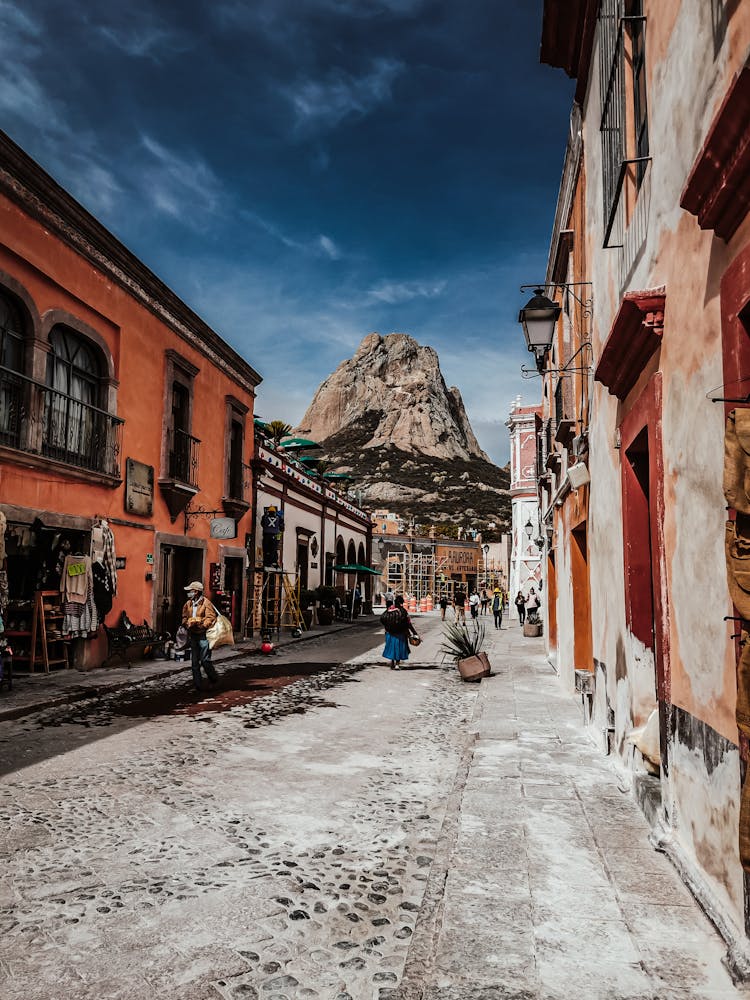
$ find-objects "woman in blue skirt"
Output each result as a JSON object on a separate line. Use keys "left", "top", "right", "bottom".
{"left": 383, "top": 595, "right": 419, "bottom": 669}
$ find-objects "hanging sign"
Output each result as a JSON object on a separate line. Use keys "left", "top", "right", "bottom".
{"left": 210, "top": 518, "right": 237, "bottom": 539}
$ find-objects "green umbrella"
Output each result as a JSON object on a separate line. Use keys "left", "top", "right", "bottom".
{"left": 298, "top": 455, "right": 322, "bottom": 465}
{"left": 323, "top": 472, "right": 354, "bottom": 481}
{"left": 333, "top": 564, "right": 379, "bottom": 619}
{"left": 279, "top": 436, "right": 323, "bottom": 451}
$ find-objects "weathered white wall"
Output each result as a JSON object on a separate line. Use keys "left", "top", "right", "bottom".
{"left": 576, "top": 0, "right": 750, "bottom": 934}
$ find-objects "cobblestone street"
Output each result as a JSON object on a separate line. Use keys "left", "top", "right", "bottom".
{"left": 0, "top": 616, "right": 746, "bottom": 999}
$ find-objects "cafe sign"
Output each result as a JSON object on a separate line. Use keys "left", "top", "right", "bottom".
{"left": 210, "top": 517, "right": 237, "bottom": 539}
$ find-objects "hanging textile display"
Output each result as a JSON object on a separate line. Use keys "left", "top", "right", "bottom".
{"left": 90, "top": 518, "right": 118, "bottom": 622}
{"left": 61, "top": 552, "right": 99, "bottom": 638}
{"left": 724, "top": 409, "right": 750, "bottom": 514}
{"left": 92, "top": 518, "right": 118, "bottom": 595}
{"left": 724, "top": 409, "right": 750, "bottom": 870}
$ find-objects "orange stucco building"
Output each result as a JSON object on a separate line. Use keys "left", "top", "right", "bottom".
{"left": 0, "top": 131, "right": 261, "bottom": 668}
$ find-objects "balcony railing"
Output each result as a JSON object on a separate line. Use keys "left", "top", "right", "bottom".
{"left": 0, "top": 364, "right": 123, "bottom": 478}
{"left": 168, "top": 428, "right": 200, "bottom": 488}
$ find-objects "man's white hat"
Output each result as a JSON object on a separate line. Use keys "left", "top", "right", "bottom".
{"left": 184, "top": 581, "right": 204, "bottom": 592}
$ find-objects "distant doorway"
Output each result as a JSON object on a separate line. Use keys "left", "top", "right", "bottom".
{"left": 297, "top": 540, "right": 309, "bottom": 591}
{"left": 157, "top": 541, "right": 204, "bottom": 639}
{"left": 571, "top": 522, "right": 593, "bottom": 671}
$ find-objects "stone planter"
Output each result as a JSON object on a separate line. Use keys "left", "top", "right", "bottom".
{"left": 523, "top": 622, "right": 543, "bottom": 637}
{"left": 457, "top": 654, "right": 490, "bottom": 682}
{"left": 316, "top": 607, "right": 334, "bottom": 626}
{"left": 301, "top": 609, "right": 314, "bottom": 630}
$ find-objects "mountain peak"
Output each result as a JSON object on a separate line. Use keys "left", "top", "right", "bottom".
{"left": 298, "top": 332, "right": 489, "bottom": 462}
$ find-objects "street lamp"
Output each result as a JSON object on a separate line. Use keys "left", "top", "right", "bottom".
{"left": 524, "top": 517, "right": 534, "bottom": 539}
{"left": 482, "top": 543, "right": 489, "bottom": 586}
{"left": 518, "top": 288, "right": 561, "bottom": 370}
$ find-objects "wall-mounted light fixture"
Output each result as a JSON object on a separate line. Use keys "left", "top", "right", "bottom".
{"left": 519, "top": 288, "right": 561, "bottom": 371}
{"left": 517, "top": 282, "right": 594, "bottom": 379}
{"left": 524, "top": 517, "right": 534, "bottom": 539}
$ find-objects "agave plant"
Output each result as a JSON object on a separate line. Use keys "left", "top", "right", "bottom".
{"left": 440, "top": 621, "right": 485, "bottom": 662}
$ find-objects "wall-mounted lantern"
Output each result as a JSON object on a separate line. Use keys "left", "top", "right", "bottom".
{"left": 518, "top": 288, "right": 561, "bottom": 371}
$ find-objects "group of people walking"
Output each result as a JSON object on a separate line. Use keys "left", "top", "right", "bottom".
{"left": 382, "top": 582, "right": 543, "bottom": 667}
{"left": 437, "top": 587, "right": 507, "bottom": 629}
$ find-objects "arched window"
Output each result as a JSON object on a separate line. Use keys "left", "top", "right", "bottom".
{"left": 0, "top": 291, "right": 27, "bottom": 447}
{"left": 336, "top": 537, "right": 346, "bottom": 566}
{"left": 347, "top": 540, "right": 356, "bottom": 565}
{"left": 0, "top": 291, "right": 25, "bottom": 373}
{"left": 45, "top": 326, "right": 105, "bottom": 469}
{"left": 357, "top": 542, "right": 366, "bottom": 566}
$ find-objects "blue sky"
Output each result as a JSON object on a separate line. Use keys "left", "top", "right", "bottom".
{"left": 0, "top": 0, "right": 573, "bottom": 464}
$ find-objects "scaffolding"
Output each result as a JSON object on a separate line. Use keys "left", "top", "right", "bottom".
{"left": 386, "top": 551, "right": 436, "bottom": 599}
{"left": 245, "top": 570, "right": 305, "bottom": 638}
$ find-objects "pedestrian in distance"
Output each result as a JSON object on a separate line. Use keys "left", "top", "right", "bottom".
{"left": 182, "top": 581, "right": 218, "bottom": 692}
{"left": 526, "top": 587, "right": 541, "bottom": 617}
{"left": 381, "top": 595, "right": 420, "bottom": 670}
{"left": 515, "top": 590, "right": 527, "bottom": 625}
{"left": 469, "top": 590, "right": 480, "bottom": 620}
{"left": 453, "top": 589, "right": 466, "bottom": 624}
{"left": 480, "top": 588, "right": 489, "bottom": 615}
{"left": 492, "top": 588, "right": 503, "bottom": 629}
{"left": 385, "top": 587, "right": 395, "bottom": 607}
{"left": 439, "top": 594, "right": 449, "bottom": 621}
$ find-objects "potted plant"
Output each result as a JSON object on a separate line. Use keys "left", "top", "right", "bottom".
{"left": 440, "top": 622, "right": 491, "bottom": 681}
{"left": 315, "top": 585, "right": 337, "bottom": 626}
{"left": 299, "top": 588, "right": 317, "bottom": 631}
{"left": 523, "top": 610, "right": 543, "bottom": 638}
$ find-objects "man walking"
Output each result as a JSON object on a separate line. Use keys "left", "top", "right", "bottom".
{"left": 182, "top": 581, "right": 218, "bottom": 692}
{"left": 492, "top": 588, "right": 503, "bottom": 629}
{"left": 454, "top": 589, "right": 466, "bottom": 624}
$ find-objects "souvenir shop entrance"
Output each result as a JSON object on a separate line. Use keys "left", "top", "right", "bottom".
{"left": 155, "top": 536, "right": 205, "bottom": 641}
{"left": 0, "top": 506, "right": 119, "bottom": 671}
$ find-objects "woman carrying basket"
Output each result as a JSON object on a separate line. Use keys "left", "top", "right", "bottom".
{"left": 382, "top": 595, "right": 420, "bottom": 670}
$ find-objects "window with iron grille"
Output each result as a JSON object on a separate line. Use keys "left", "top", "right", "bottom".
{"left": 554, "top": 380, "right": 564, "bottom": 428}
{"left": 598, "top": 0, "right": 649, "bottom": 247}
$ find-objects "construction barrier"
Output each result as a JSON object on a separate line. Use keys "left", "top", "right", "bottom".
{"left": 426, "top": 596, "right": 434, "bottom": 612}
{"left": 419, "top": 597, "right": 428, "bottom": 613}
{"left": 408, "top": 596, "right": 417, "bottom": 613}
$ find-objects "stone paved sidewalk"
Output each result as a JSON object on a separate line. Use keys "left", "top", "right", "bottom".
{"left": 391, "top": 616, "right": 746, "bottom": 1000}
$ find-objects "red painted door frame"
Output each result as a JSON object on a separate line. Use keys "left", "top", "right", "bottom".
{"left": 620, "top": 372, "right": 671, "bottom": 704}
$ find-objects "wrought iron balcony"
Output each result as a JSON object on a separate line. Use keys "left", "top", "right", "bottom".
{"left": 0, "top": 364, "right": 123, "bottom": 478}
{"left": 168, "top": 428, "right": 200, "bottom": 488}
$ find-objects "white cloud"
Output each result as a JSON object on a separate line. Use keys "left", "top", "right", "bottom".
{"left": 139, "top": 135, "right": 224, "bottom": 222}
{"left": 286, "top": 57, "right": 403, "bottom": 135}
{"left": 366, "top": 279, "right": 446, "bottom": 305}
{"left": 96, "top": 22, "right": 191, "bottom": 61}
{"left": 318, "top": 234, "right": 341, "bottom": 260}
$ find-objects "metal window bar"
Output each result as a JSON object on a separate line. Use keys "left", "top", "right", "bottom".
{"left": 555, "top": 380, "right": 564, "bottom": 428}
{"left": 168, "top": 427, "right": 200, "bottom": 488}
{"left": 631, "top": 4, "right": 649, "bottom": 187}
{"left": 0, "top": 363, "right": 123, "bottom": 476}
{"left": 598, "top": 2, "right": 649, "bottom": 248}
